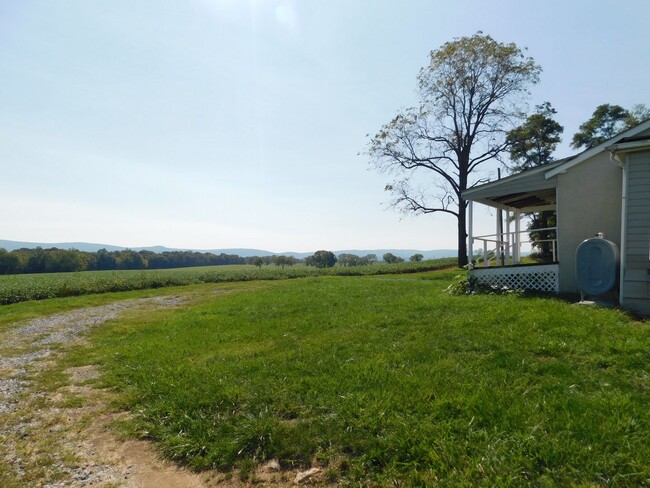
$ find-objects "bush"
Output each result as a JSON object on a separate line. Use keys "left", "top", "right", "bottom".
{"left": 446, "top": 273, "right": 523, "bottom": 296}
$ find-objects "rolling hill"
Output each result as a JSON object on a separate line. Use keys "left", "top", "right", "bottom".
{"left": 0, "top": 240, "right": 456, "bottom": 260}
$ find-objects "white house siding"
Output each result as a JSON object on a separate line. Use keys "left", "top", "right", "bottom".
{"left": 556, "top": 152, "right": 623, "bottom": 293}
{"left": 622, "top": 151, "right": 650, "bottom": 315}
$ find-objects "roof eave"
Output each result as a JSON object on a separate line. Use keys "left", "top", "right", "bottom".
{"left": 463, "top": 160, "right": 564, "bottom": 198}
{"left": 606, "top": 139, "right": 650, "bottom": 154}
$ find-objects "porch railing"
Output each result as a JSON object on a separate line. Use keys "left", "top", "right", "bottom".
{"left": 472, "top": 226, "right": 557, "bottom": 267}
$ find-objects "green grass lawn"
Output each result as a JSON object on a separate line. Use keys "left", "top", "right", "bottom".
{"left": 60, "top": 269, "right": 650, "bottom": 486}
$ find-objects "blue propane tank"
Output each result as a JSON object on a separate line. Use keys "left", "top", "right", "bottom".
{"left": 575, "top": 234, "right": 619, "bottom": 296}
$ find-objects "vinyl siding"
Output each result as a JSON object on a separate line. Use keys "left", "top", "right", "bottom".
{"left": 556, "top": 152, "right": 622, "bottom": 293}
{"left": 622, "top": 151, "right": 650, "bottom": 315}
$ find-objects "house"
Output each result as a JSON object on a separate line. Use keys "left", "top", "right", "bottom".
{"left": 462, "top": 119, "right": 650, "bottom": 315}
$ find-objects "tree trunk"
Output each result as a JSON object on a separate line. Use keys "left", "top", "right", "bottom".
{"left": 457, "top": 200, "right": 468, "bottom": 267}
{"left": 457, "top": 162, "right": 469, "bottom": 267}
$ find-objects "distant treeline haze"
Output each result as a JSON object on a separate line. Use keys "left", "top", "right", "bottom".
{"left": 0, "top": 247, "right": 256, "bottom": 275}
{"left": 0, "top": 247, "right": 413, "bottom": 275}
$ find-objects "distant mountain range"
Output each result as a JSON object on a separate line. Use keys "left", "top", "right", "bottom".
{"left": 0, "top": 239, "right": 457, "bottom": 261}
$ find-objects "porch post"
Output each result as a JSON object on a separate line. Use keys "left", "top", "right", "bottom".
{"left": 505, "top": 209, "right": 511, "bottom": 265}
{"left": 467, "top": 201, "right": 474, "bottom": 266}
{"left": 496, "top": 205, "right": 503, "bottom": 265}
{"left": 514, "top": 209, "right": 521, "bottom": 264}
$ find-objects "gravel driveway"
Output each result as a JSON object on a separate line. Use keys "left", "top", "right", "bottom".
{"left": 0, "top": 296, "right": 183, "bottom": 414}
{"left": 0, "top": 295, "right": 186, "bottom": 486}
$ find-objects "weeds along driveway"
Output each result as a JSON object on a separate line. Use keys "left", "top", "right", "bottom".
{"left": 0, "top": 295, "right": 192, "bottom": 487}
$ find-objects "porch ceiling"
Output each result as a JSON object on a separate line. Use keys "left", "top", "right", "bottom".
{"left": 463, "top": 161, "right": 562, "bottom": 210}
{"left": 490, "top": 188, "right": 556, "bottom": 209}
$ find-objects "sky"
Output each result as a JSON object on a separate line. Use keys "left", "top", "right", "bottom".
{"left": 2, "top": 0, "right": 649, "bottom": 252}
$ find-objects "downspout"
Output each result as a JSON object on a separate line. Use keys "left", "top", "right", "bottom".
{"left": 610, "top": 151, "right": 626, "bottom": 306}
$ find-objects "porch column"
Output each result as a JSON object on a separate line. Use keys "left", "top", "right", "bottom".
{"left": 514, "top": 209, "right": 521, "bottom": 263}
{"left": 467, "top": 201, "right": 474, "bottom": 265}
{"left": 496, "top": 205, "right": 503, "bottom": 265}
{"left": 505, "top": 209, "right": 511, "bottom": 265}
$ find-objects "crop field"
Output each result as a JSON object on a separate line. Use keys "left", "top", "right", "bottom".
{"left": 44, "top": 269, "right": 648, "bottom": 486}
{"left": 0, "top": 258, "right": 456, "bottom": 305}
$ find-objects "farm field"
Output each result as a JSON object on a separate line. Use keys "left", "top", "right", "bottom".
{"left": 2, "top": 268, "right": 647, "bottom": 486}
{"left": 0, "top": 258, "right": 455, "bottom": 305}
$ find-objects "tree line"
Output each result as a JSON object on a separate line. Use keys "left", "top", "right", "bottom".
{"left": 0, "top": 248, "right": 246, "bottom": 275}
{"left": 0, "top": 248, "right": 428, "bottom": 275}
{"left": 305, "top": 251, "right": 424, "bottom": 268}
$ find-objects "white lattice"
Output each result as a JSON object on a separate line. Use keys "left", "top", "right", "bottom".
{"left": 470, "top": 264, "right": 559, "bottom": 293}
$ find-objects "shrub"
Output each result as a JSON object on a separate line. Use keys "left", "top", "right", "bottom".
{"left": 446, "top": 273, "right": 523, "bottom": 296}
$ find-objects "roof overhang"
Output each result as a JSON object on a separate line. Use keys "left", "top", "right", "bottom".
{"left": 463, "top": 118, "right": 650, "bottom": 212}
{"left": 606, "top": 136, "right": 650, "bottom": 155}
{"left": 463, "top": 162, "right": 560, "bottom": 211}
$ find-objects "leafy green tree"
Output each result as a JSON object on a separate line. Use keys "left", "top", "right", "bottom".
{"left": 571, "top": 103, "right": 650, "bottom": 150}
{"left": 507, "top": 103, "right": 564, "bottom": 261}
{"left": 57, "top": 249, "right": 90, "bottom": 272}
{"left": 526, "top": 212, "right": 556, "bottom": 262}
{"left": 506, "top": 102, "right": 563, "bottom": 172}
{"left": 409, "top": 253, "right": 424, "bottom": 262}
{"left": 251, "top": 256, "right": 263, "bottom": 268}
{"left": 116, "top": 249, "right": 147, "bottom": 270}
{"left": 274, "top": 255, "right": 296, "bottom": 268}
{"left": 368, "top": 33, "right": 541, "bottom": 266}
{"left": 24, "top": 247, "right": 47, "bottom": 273}
{"left": 338, "top": 253, "right": 361, "bottom": 267}
{"left": 95, "top": 248, "right": 117, "bottom": 270}
{"left": 629, "top": 104, "right": 650, "bottom": 126}
{"left": 0, "top": 249, "right": 21, "bottom": 274}
{"left": 361, "top": 254, "right": 378, "bottom": 266}
{"left": 308, "top": 250, "right": 337, "bottom": 268}
{"left": 383, "top": 253, "right": 404, "bottom": 264}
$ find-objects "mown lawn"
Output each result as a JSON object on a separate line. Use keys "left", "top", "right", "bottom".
{"left": 69, "top": 269, "right": 649, "bottom": 485}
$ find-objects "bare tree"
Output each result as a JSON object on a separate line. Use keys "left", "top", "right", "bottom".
{"left": 368, "top": 33, "right": 541, "bottom": 266}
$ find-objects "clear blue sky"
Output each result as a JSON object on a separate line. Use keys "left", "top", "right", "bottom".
{"left": 2, "top": 0, "right": 648, "bottom": 252}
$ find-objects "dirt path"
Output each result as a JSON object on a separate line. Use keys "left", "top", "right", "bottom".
{"left": 0, "top": 296, "right": 221, "bottom": 487}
